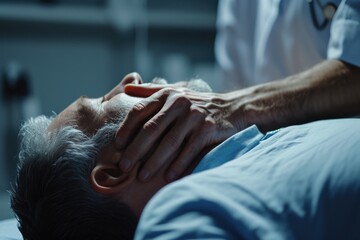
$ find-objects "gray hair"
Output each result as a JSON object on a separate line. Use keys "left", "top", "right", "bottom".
{"left": 11, "top": 115, "right": 137, "bottom": 240}
{"left": 11, "top": 78, "right": 212, "bottom": 239}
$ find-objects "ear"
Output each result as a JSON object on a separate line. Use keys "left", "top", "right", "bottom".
{"left": 90, "top": 163, "right": 131, "bottom": 195}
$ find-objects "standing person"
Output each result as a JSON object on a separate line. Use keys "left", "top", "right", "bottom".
{"left": 215, "top": 0, "right": 358, "bottom": 89}
{"left": 115, "top": 0, "right": 360, "bottom": 183}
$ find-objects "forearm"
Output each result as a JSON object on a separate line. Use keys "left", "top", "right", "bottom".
{"left": 225, "top": 59, "right": 360, "bottom": 132}
{"left": 117, "top": 61, "right": 360, "bottom": 179}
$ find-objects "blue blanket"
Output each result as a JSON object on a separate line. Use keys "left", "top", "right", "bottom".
{"left": 136, "top": 119, "right": 360, "bottom": 239}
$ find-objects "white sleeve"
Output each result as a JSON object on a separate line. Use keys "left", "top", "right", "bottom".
{"left": 328, "top": 0, "right": 360, "bottom": 66}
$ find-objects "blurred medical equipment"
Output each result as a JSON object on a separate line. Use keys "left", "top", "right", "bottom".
{"left": 1, "top": 62, "right": 40, "bottom": 186}
{"left": 308, "top": 0, "right": 337, "bottom": 30}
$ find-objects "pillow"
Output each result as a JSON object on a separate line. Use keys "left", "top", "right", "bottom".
{"left": 0, "top": 218, "right": 21, "bottom": 240}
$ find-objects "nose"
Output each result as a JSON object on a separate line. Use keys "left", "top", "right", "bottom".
{"left": 121, "top": 72, "right": 143, "bottom": 86}
{"left": 104, "top": 72, "right": 144, "bottom": 101}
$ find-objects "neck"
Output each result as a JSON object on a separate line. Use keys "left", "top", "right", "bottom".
{"left": 132, "top": 144, "right": 217, "bottom": 218}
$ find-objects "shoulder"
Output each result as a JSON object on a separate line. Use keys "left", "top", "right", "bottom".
{"left": 135, "top": 174, "right": 247, "bottom": 239}
{"left": 135, "top": 119, "right": 360, "bottom": 240}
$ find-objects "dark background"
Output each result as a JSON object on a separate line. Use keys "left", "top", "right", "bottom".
{"left": 0, "top": 0, "right": 219, "bottom": 220}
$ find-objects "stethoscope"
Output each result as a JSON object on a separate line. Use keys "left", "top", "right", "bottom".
{"left": 308, "top": 0, "right": 337, "bottom": 30}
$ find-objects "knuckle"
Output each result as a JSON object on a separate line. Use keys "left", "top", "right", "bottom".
{"left": 200, "top": 117, "right": 216, "bottom": 133}
{"left": 205, "top": 116, "right": 216, "bottom": 127}
{"left": 189, "top": 106, "right": 206, "bottom": 119}
{"left": 159, "top": 88, "right": 173, "bottom": 97}
{"left": 205, "top": 102, "right": 218, "bottom": 109}
{"left": 165, "top": 133, "right": 181, "bottom": 149}
{"left": 173, "top": 94, "right": 191, "bottom": 107}
{"left": 143, "top": 119, "right": 160, "bottom": 133}
{"left": 129, "top": 102, "right": 146, "bottom": 115}
{"left": 210, "top": 96, "right": 226, "bottom": 105}
{"left": 142, "top": 112, "right": 166, "bottom": 134}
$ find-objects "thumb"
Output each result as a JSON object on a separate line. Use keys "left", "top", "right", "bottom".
{"left": 124, "top": 84, "right": 164, "bottom": 97}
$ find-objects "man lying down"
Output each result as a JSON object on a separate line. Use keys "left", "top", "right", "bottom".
{"left": 11, "top": 73, "right": 360, "bottom": 240}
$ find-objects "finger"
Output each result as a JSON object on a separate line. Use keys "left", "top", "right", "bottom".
{"left": 124, "top": 82, "right": 190, "bottom": 98}
{"left": 115, "top": 88, "right": 176, "bottom": 150}
{"left": 166, "top": 116, "right": 239, "bottom": 181}
{"left": 138, "top": 106, "right": 206, "bottom": 181}
{"left": 165, "top": 117, "right": 217, "bottom": 181}
{"left": 165, "top": 134, "right": 206, "bottom": 182}
{"left": 124, "top": 84, "right": 165, "bottom": 97}
{"left": 120, "top": 95, "right": 190, "bottom": 172}
{"left": 115, "top": 97, "right": 162, "bottom": 150}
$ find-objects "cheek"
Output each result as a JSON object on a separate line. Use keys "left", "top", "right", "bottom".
{"left": 78, "top": 114, "right": 106, "bottom": 135}
{"left": 103, "top": 101, "right": 130, "bottom": 123}
{"left": 104, "top": 95, "right": 142, "bottom": 120}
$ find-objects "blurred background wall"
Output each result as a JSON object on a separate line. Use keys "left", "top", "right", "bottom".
{"left": 0, "top": 0, "right": 219, "bottom": 219}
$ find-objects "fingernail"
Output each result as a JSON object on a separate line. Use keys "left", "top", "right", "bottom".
{"left": 166, "top": 171, "right": 177, "bottom": 182}
{"left": 139, "top": 169, "right": 150, "bottom": 182}
{"left": 120, "top": 159, "right": 131, "bottom": 171}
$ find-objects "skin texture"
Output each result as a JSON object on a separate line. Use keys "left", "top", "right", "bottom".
{"left": 115, "top": 59, "right": 360, "bottom": 182}
{"left": 47, "top": 59, "right": 360, "bottom": 217}
{"left": 48, "top": 73, "right": 207, "bottom": 217}
{"left": 49, "top": 73, "right": 160, "bottom": 217}
{"left": 49, "top": 73, "right": 143, "bottom": 134}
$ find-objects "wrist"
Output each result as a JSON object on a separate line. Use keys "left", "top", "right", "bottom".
{"left": 216, "top": 90, "right": 253, "bottom": 132}
{"left": 225, "top": 79, "right": 304, "bottom": 133}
